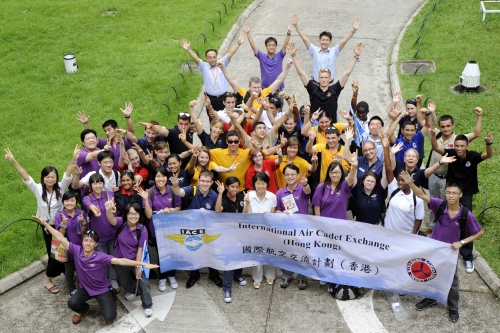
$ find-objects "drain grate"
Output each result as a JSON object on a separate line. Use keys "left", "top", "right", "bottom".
{"left": 401, "top": 60, "right": 435, "bottom": 74}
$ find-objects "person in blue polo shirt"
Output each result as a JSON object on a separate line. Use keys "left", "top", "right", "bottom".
{"left": 170, "top": 170, "right": 222, "bottom": 289}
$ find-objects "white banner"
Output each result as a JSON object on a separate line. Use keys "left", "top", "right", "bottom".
{"left": 154, "top": 211, "right": 457, "bottom": 304}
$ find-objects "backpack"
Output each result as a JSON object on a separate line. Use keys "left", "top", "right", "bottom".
{"left": 329, "top": 284, "right": 359, "bottom": 300}
{"left": 114, "top": 222, "right": 144, "bottom": 249}
{"left": 433, "top": 200, "right": 469, "bottom": 239}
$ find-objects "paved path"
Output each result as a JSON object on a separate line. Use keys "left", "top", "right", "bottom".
{"left": 2, "top": 1, "right": 500, "bottom": 332}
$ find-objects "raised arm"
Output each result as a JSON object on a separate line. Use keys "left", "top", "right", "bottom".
{"left": 468, "top": 107, "right": 483, "bottom": 140}
{"left": 226, "top": 32, "right": 246, "bottom": 61}
{"left": 169, "top": 174, "right": 186, "bottom": 197}
{"left": 429, "top": 126, "right": 445, "bottom": 155}
{"left": 400, "top": 171, "right": 430, "bottom": 204}
{"left": 64, "top": 145, "right": 81, "bottom": 177}
{"left": 292, "top": 14, "right": 311, "bottom": 50}
{"left": 4, "top": 148, "right": 30, "bottom": 181}
{"left": 301, "top": 108, "right": 320, "bottom": 137}
{"left": 338, "top": 18, "right": 360, "bottom": 51}
{"left": 482, "top": 132, "right": 494, "bottom": 160}
{"left": 120, "top": 102, "right": 135, "bottom": 134}
{"left": 350, "top": 80, "right": 358, "bottom": 111}
{"left": 343, "top": 127, "right": 354, "bottom": 161}
{"left": 218, "top": 61, "right": 240, "bottom": 94}
{"left": 189, "top": 100, "right": 204, "bottom": 135}
{"left": 282, "top": 22, "right": 294, "bottom": 54}
{"left": 416, "top": 94, "right": 426, "bottom": 128}
{"left": 242, "top": 22, "right": 258, "bottom": 55}
{"left": 338, "top": 43, "right": 364, "bottom": 88}
{"left": 76, "top": 111, "right": 91, "bottom": 130}
{"left": 138, "top": 122, "right": 169, "bottom": 137}
{"left": 387, "top": 109, "right": 407, "bottom": 143}
{"left": 346, "top": 150, "right": 358, "bottom": 187}
{"left": 104, "top": 199, "right": 118, "bottom": 227}
{"left": 305, "top": 129, "right": 317, "bottom": 154}
{"left": 33, "top": 216, "right": 70, "bottom": 250}
{"left": 424, "top": 154, "right": 457, "bottom": 178}
{"left": 288, "top": 42, "right": 309, "bottom": 86}
{"left": 180, "top": 39, "right": 201, "bottom": 65}
{"left": 269, "top": 59, "right": 293, "bottom": 94}
{"left": 215, "top": 181, "right": 225, "bottom": 213}
{"left": 382, "top": 133, "right": 394, "bottom": 184}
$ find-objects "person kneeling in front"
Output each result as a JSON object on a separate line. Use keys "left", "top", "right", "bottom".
{"left": 33, "top": 217, "right": 158, "bottom": 325}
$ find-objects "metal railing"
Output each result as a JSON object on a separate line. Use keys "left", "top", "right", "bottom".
{"left": 412, "top": 0, "right": 440, "bottom": 105}
{"left": 157, "top": 0, "right": 236, "bottom": 123}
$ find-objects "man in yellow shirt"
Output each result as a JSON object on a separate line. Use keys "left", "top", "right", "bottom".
{"left": 306, "top": 127, "right": 350, "bottom": 194}
{"left": 210, "top": 130, "right": 254, "bottom": 192}
{"left": 218, "top": 60, "right": 294, "bottom": 112}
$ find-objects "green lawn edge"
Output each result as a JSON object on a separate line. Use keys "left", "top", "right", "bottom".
{"left": 0, "top": 0, "right": 253, "bottom": 279}
{"left": 397, "top": 0, "right": 500, "bottom": 277}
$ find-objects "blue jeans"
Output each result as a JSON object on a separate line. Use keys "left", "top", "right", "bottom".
{"left": 97, "top": 240, "right": 116, "bottom": 281}
{"left": 281, "top": 269, "right": 305, "bottom": 280}
{"left": 223, "top": 269, "right": 243, "bottom": 292}
{"left": 115, "top": 265, "right": 152, "bottom": 309}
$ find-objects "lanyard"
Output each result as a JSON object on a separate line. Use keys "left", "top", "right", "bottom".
{"left": 209, "top": 67, "right": 219, "bottom": 83}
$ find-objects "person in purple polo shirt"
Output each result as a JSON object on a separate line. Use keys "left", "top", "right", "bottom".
{"left": 54, "top": 191, "right": 87, "bottom": 295}
{"left": 105, "top": 201, "right": 153, "bottom": 318}
{"left": 81, "top": 173, "right": 118, "bottom": 291}
{"left": 32, "top": 217, "right": 158, "bottom": 325}
{"left": 170, "top": 170, "right": 222, "bottom": 289}
{"left": 76, "top": 129, "right": 103, "bottom": 185}
{"left": 275, "top": 164, "right": 311, "bottom": 290}
{"left": 141, "top": 166, "right": 182, "bottom": 292}
{"left": 400, "top": 172, "right": 484, "bottom": 323}
{"left": 312, "top": 152, "right": 358, "bottom": 220}
{"left": 243, "top": 19, "right": 293, "bottom": 90}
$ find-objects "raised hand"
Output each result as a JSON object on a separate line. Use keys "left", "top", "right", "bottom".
{"left": 189, "top": 100, "right": 199, "bottom": 109}
{"left": 132, "top": 143, "right": 143, "bottom": 154}
{"left": 76, "top": 111, "right": 90, "bottom": 124}
{"left": 243, "top": 22, "right": 251, "bottom": 33}
{"left": 237, "top": 31, "right": 246, "bottom": 45}
{"left": 72, "top": 164, "right": 83, "bottom": 176}
{"left": 103, "top": 139, "right": 111, "bottom": 151}
{"left": 354, "top": 42, "right": 364, "bottom": 56}
{"left": 120, "top": 102, "right": 134, "bottom": 117}
{"left": 485, "top": 131, "right": 494, "bottom": 143}
{"left": 244, "top": 191, "right": 251, "bottom": 205}
{"left": 390, "top": 142, "right": 403, "bottom": 156}
{"left": 388, "top": 102, "right": 401, "bottom": 119}
{"left": 217, "top": 60, "right": 225, "bottom": 69}
{"left": 416, "top": 94, "right": 423, "bottom": 103}
{"left": 308, "top": 129, "right": 317, "bottom": 140}
{"left": 279, "top": 132, "right": 287, "bottom": 147}
{"left": 474, "top": 107, "right": 483, "bottom": 117}
{"left": 392, "top": 91, "right": 402, "bottom": 104}
{"left": 338, "top": 109, "right": 352, "bottom": 121}
{"left": 352, "top": 18, "right": 361, "bottom": 32}
{"left": 286, "top": 58, "right": 293, "bottom": 67}
{"left": 61, "top": 215, "right": 68, "bottom": 229}
{"left": 399, "top": 170, "right": 413, "bottom": 184}
{"left": 351, "top": 80, "right": 359, "bottom": 95}
{"left": 427, "top": 100, "right": 436, "bottom": 113}
{"left": 169, "top": 174, "right": 180, "bottom": 187}
{"left": 137, "top": 187, "right": 149, "bottom": 201}
{"left": 89, "top": 204, "right": 101, "bottom": 217}
{"left": 287, "top": 42, "right": 297, "bottom": 56}
{"left": 440, "top": 153, "right": 457, "bottom": 165}
{"left": 215, "top": 180, "right": 225, "bottom": 194}
{"left": 104, "top": 198, "right": 114, "bottom": 212}
{"left": 180, "top": 39, "right": 190, "bottom": 51}
{"left": 138, "top": 122, "right": 153, "bottom": 129}
{"left": 4, "top": 148, "right": 16, "bottom": 163}
{"left": 311, "top": 151, "right": 318, "bottom": 164}
{"left": 311, "top": 108, "right": 322, "bottom": 122}
{"left": 300, "top": 173, "right": 308, "bottom": 186}
{"left": 291, "top": 14, "right": 298, "bottom": 26}
{"left": 345, "top": 127, "right": 354, "bottom": 142}
{"left": 145, "top": 149, "right": 153, "bottom": 162}
{"left": 348, "top": 150, "right": 358, "bottom": 166}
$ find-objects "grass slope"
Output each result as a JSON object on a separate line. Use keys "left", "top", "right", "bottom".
{"left": 0, "top": 0, "right": 252, "bottom": 279}
{"left": 398, "top": 0, "right": 500, "bottom": 276}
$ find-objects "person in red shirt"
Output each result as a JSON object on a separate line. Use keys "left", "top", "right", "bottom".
{"left": 245, "top": 148, "right": 283, "bottom": 194}
{"left": 118, "top": 147, "right": 148, "bottom": 189}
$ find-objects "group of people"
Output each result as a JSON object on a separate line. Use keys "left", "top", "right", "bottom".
{"left": 5, "top": 13, "right": 493, "bottom": 325}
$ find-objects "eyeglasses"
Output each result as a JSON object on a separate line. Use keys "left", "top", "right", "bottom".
{"left": 329, "top": 170, "right": 342, "bottom": 175}
{"left": 445, "top": 191, "right": 461, "bottom": 197}
{"left": 127, "top": 212, "right": 140, "bottom": 217}
{"left": 227, "top": 140, "right": 240, "bottom": 144}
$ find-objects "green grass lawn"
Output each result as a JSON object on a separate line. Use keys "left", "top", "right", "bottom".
{"left": 398, "top": 0, "right": 500, "bottom": 276}
{"left": 0, "top": 0, "right": 252, "bottom": 279}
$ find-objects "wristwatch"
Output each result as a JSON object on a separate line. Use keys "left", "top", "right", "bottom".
{"left": 460, "top": 240, "right": 466, "bottom": 245}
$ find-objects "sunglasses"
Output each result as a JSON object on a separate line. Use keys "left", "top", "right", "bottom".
{"left": 84, "top": 230, "right": 97, "bottom": 235}
{"left": 319, "top": 68, "right": 331, "bottom": 73}
{"left": 179, "top": 112, "right": 191, "bottom": 117}
{"left": 227, "top": 140, "right": 240, "bottom": 144}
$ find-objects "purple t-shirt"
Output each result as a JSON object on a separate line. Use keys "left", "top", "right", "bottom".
{"left": 97, "top": 138, "right": 127, "bottom": 170}
{"left": 54, "top": 209, "right": 87, "bottom": 246}
{"left": 146, "top": 185, "right": 182, "bottom": 238}
{"left": 256, "top": 50, "right": 285, "bottom": 89}
{"left": 112, "top": 217, "right": 148, "bottom": 259}
{"left": 428, "top": 197, "right": 482, "bottom": 244}
{"left": 68, "top": 243, "right": 113, "bottom": 296}
{"left": 276, "top": 184, "right": 310, "bottom": 214}
{"left": 312, "top": 181, "right": 352, "bottom": 220}
{"left": 77, "top": 148, "right": 100, "bottom": 182}
{"left": 82, "top": 191, "right": 115, "bottom": 242}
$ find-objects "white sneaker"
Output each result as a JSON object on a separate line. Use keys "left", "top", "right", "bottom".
{"left": 158, "top": 279, "right": 167, "bottom": 292}
{"left": 224, "top": 290, "right": 232, "bottom": 303}
{"left": 168, "top": 276, "right": 178, "bottom": 289}
{"left": 144, "top": 308, "right": 153, "bottom": 317}
{"left": 110, "top": 280, "right": 120, "bottom": 292}
{"left": 125, "top": 292, "right": 135, "bottom": 301}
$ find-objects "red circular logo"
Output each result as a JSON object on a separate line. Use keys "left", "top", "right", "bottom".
{"left": 406, "top": 258, "right": 437, "bottom": 282}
